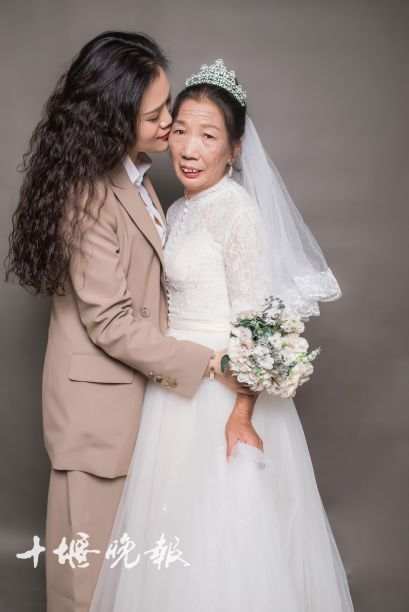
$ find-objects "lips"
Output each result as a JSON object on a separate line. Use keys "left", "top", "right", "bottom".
{"left": 180, "top": 165, "right": 202, "bottom": 178}
{"left": 158, "top": 131, "right": 170, "bottom": 141}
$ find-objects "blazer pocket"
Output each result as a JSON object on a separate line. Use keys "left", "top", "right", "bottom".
{"left": 68, "top": 353, "right": 134, "bottom": 384}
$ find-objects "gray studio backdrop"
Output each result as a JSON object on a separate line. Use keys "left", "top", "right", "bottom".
{"left": 1, "top": 1, "right": 408, "bottom": 611}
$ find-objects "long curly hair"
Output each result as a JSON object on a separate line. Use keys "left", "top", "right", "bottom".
{"left": 4, "top": 31, "right": 168, "bottom": 296}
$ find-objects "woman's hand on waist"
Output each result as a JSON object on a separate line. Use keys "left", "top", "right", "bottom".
{"left": 224, "top": 393, "right": 263, "bottom": 462}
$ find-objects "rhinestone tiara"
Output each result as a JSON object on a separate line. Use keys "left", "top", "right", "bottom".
{"left": 185, "top": 58, "right": 247, "bottom": 107}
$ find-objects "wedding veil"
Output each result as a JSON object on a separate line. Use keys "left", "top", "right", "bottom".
{"left": 236, "top": 115, "right": 342, "bottom": 319}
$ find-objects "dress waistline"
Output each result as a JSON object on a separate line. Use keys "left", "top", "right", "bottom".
{"left": 168, "top": 317, "right": 232, "bottom": 332}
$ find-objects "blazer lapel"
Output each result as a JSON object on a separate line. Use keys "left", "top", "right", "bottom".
{"left": 108, "top": 162, "right": 165, "bottom": 271}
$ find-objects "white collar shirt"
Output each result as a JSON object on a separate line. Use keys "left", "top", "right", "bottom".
{"left": 122, "top": 153, "right": 167, "bottom": 247}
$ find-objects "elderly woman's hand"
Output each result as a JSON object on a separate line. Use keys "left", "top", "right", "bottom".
{"left": 224, "top": 393, "right": 263, "bottom": 461}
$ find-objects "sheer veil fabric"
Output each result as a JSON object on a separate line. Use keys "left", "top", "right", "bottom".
{"left": 238, "top": 115, "right": 342, "bottom": 319}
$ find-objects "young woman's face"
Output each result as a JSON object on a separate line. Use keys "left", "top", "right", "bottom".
{"left": 133, "top": 67, "right": 172, "bottom": 154}
{"left": 169, "top": 97, "right": 237, "bottom": 196}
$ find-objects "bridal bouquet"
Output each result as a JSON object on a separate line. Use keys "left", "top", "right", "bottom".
{"left": 225, "top": 296, "right": 321, "bottom": 398}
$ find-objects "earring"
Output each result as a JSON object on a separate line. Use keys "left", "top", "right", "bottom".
{"left": 228, "top": 161, "right": 233, "bottom": 178}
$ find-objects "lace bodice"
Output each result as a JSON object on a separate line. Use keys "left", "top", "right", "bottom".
{"left": 163, "top": 176, "right": 271, "bottom": 328}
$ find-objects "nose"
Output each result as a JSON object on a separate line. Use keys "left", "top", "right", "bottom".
{"left": 181, "top": 136, "right": 199, "bottom": 160}
{"left": 160, "top": 106, "right": 172, "bottom": 130}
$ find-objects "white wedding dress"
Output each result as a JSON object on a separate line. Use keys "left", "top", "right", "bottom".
{"left": 89, "top": 175, "right": 355, "bottom": 611}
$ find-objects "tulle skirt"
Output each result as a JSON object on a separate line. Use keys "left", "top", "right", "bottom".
{"left": 89, "top": 322, "right": 355, "bottom": 612}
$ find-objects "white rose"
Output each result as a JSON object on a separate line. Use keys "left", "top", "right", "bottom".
{"left": 281, "top": 315, "right": 305, "bottom": 334}
{"left": 253, "top": 344, "right": 269, "bottom": 358}
{"left": 283, "top": 334, "right": 308, "bottom": 352}
{"left": 267, "top": 332, "right": 283, "bottom": 350}
{"left": 238, "top": 326, "right": 254, "bottom": 349}
{"left": 257, "top": 355, "right": 275, "bottom": 370}
{"left": 280, "top": 348, "right": 295, "bottom": 366}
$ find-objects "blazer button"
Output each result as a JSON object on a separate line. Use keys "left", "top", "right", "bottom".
{"left": 140, "top": 306, "right": 151, "bottom": 318}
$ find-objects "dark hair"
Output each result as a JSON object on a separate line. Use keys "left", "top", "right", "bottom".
{"left": 172, "top": 83, "right": 246, "bottom": 147}
{"left": 4, "top": 31, "right": 168, "bottom": 296}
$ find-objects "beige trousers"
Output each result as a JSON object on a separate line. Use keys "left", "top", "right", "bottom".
{"left": 45, "top": 469, "right": 126, "bottom": 612}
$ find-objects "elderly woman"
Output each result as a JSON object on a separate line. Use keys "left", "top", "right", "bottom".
{"left": 89, "top": 60, "right": 355, "bottom": 611}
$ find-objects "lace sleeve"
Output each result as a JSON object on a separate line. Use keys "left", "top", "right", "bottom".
{"left": 224, "top": 202, "right": 273, "bottom": 318}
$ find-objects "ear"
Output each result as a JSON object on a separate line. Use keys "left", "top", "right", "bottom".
{"left": 231, "top": 141, "right": 241, "bottom": 163}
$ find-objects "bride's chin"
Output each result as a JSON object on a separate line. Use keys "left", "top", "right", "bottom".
{"left": 177, "top": 173, "right": 202, "bottom": 189}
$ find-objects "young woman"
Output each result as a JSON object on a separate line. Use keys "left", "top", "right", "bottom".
{"left": 5, "top": 35, "right": 245, "bottom": 612}
{"left": 89, "top": 60, "right": 355, "bottom": 611}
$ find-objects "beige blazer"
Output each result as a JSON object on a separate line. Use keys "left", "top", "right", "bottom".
{"left": 41, "top": 162, "right": 213, "bottom": 478}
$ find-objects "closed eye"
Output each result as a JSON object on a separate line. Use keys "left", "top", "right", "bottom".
{"left": 204, "top": 133, "right": 215, "bottom": 139}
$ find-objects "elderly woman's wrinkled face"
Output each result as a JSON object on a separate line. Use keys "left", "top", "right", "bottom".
{"left": 169, "top": 97, "right": 237, "bottom": 197}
